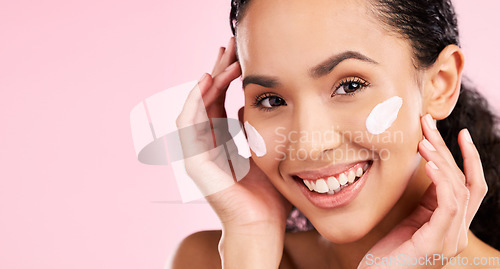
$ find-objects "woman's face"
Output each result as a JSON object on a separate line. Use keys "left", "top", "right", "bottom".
{"left": 238, "top": 0, "right": 426, "bottom": 242}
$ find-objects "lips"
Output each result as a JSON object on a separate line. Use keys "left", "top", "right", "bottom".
{"left": 292, "top": 160, "right": 373, "bottom": 209}
{"left": 300, "top": 162, "right": 370, "bottom": 194}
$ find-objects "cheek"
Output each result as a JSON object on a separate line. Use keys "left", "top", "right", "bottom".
{"left": 244, "top": 121, "right": 267, "bottom": 157}
{"left": 365, "top": 95, "right": 422, "bottom": 186}
{"left": 349, "top": 95, "right": 420, "bottom": 165}
{"left": 243, "top": 121, "right": 286, "bottom": 172}
{"left": 365, "top": 96, "right": 403, "bottom": 135}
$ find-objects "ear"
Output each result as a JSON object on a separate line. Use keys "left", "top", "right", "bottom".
{"left": 423, "top": 44, "right": 465, "bottom": 120}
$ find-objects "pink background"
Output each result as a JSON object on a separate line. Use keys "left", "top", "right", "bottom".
{"left": 1, "top": 1, "right": 498, "bottom": 268}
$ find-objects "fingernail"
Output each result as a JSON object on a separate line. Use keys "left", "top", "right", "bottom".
{"left": 422, "top": 139, "right": 436, "bottom": 151}
{"left": 424, "top": 114, "right": 437, "bottom": 130}
{"left": 199, "top": 73, "right": 207, "bottom": 82}
{"left": 464, "top": 129, "right": 473, "bottom": 144}
{"left": 428, "top": 161, "right": 439, "bottom": 170}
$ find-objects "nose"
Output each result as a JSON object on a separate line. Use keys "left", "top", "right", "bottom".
{"left": 289, "top": 98, "right": 342, "bottom": 161}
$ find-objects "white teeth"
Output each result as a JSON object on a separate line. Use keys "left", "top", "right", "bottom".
{"left": 303, "top": 179, "right": 313, "bottom": 191}
{"left": 314, "top": 179, "right": 329, "bottom": 193}
{"left": 356, "top": 167, "right": 363, "bottom": 177}
{"left": 338, "top": 173, "right": 348, "bottom": 186}
{"left": 301, "top": 163, "right": 370, "bottom": 194}
{"left": 327, "top": 176, "right": 340, "bottom": 191}
{"left": 347, "top": 170, "right": 356, "bottom": 183}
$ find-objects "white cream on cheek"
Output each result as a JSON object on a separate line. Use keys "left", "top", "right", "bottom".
{"left": 244, "top": 121, "right": 267, "bottom": 157}
{"left": 366, "top": 96, "right": 403, "bottom": 135}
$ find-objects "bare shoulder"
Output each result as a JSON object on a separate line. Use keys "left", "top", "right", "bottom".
{"left": 168, "top": 230, "right": 222, "bottom": 269}
{"left": 168, "top": 229, "right": 320, "bottom": 269}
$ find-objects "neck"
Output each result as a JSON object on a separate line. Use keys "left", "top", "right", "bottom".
{"left": 322, "top": 158, "right": 431, "bottom": 269}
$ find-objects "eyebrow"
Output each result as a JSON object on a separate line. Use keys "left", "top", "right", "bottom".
{"left": 242, "top": 50, "right": 378, "bottom": 89}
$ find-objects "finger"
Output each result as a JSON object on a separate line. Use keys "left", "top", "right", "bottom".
{"left": 211, "top": 47, "right": 226, "bottom": 75}
{"left": 458, "top": 128, "right": 488, "bottom": 227}
{"left": 175, "top": 75, "right": 216, "bottom": 158}
{"left": 202, "top": 62, "right": 242, "bottom": 119}
{"left": 418, "top": 138, "right": 462, "bottom": 187}
{"left": 174, "top": 77, "right": 237, "bottom": 199}
{"left": 212, "top": 62, "right": 241, "bottom": 94}
{"left": 212, "top": 37, "right": 237, "bottom": 77}
{"left": 418, "top": 137, "right": 470, "bottom": 255}
{"left": 421, "top": 114, "right": 459, "bottom": 169}
{"left": 219, "top": 37, "right": 237, "bottom": 70}
{"left": 416, "top": 161, "right": 458, "bottom": 252}
{"left": 200, "top": 62, "right": 242, "bottom": 151}
{"left": 423, "top": 159, "right": 469, "bottom": 258}
{"left": 176, "top": 74, "right": 212, "bottom": 129}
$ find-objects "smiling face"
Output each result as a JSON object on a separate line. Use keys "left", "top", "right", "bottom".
{"left": 237, "top": 0, "right": 429, "bottom": 242}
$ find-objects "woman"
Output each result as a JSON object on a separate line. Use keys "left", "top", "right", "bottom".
{"left": 171, "top": 0, "right": 500, "bottom": 268}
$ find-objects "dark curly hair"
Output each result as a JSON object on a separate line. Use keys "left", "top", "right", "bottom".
{"left": 230, "top": 0, "right": 500, "bottom": 249}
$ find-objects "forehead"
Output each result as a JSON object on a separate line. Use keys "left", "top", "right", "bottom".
{"left": 236, "top": 0, "right": 410, "bottom": 76}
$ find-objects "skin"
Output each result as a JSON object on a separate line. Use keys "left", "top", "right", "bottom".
{"left": 239, "top": 0, "right": 424, "bottom": 245}
{"left": 170, "top": 0, "right": 500, "bottom": 268}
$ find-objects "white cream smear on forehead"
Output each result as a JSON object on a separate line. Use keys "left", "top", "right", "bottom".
{"left": 244, "top": 121, "right": 267, "bottom": 157}
{"left": 366, "top": 96, "right": 403, "bottom": 135}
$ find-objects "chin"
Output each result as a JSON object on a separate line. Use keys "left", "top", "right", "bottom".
{"left": 286, "top": 159, "right": 412, "bottom": 244}
{"left": 308, "top": 211, "right": 381, "bottom": 244}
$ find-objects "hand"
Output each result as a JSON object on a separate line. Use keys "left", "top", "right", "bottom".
{"left": 359, "top": 114, "right": 488, "bottom": 269}
{"left": 176, "top": 37, "right": 291, "bottom": 233}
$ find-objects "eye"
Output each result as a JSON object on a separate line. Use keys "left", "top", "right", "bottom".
{"left": 333, "top": 77, "right": 370, "bottom": 96}
{"left": 261, "top": 96, "right": 286, "bottom": 108}
{"left": 252, "top": 92, "right": 287, "bottom": 111}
